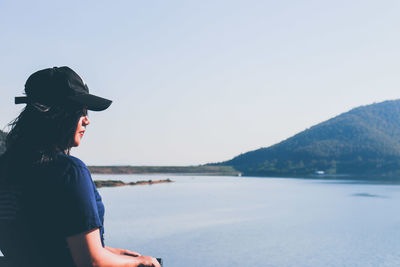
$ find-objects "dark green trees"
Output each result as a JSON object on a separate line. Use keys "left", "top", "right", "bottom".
{"left": 216, "top": 100, "right": 400, "bottom": 176}
{"left": 0, "top": 130, "right": 6, "bottom": 155}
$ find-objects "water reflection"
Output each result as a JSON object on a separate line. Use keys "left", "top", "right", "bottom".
{"left": 351, "top": 193, "right": 388, "bottom": 198}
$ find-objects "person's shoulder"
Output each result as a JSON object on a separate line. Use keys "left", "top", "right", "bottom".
{"left": 54, "top": 154, "right": 93, "bottom": 186}
{"left": 56, "top": 154, "right": 88, "bottom": 169}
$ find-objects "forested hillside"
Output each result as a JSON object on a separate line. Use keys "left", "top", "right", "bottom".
{"left": 0, "top": 130, "right": 6, "bottom": 155}
{"left": 215, "top": 100, "right": 400, "bottom": 176}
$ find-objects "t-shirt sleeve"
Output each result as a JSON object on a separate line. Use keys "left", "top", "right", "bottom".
{"left": 59, "top": 162, "right": 102, "bottom": 237}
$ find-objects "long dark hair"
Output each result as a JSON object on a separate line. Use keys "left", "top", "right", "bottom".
{"left": 4, "top": 102, "right": 86, "bottom": 164}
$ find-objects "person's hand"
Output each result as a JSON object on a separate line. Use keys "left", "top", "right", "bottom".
{"left": 137, "top": 255, "right": 161, "bottom": 267}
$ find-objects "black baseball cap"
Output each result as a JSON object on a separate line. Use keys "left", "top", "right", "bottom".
{"left": 15, "top": 66, "right": 112, "bottom": 111}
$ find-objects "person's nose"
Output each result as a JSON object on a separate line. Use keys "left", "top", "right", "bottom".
{"left": 83, "top": 116, "right": 90, "bottom": 126}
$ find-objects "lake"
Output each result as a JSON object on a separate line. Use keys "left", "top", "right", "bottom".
{"left": 93, "top": 174, "right": 400, "bottom": 267}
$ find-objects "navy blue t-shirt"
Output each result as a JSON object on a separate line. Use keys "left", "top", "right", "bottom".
{"left": 1, "top": 153, "right": 105, "bottom": 267}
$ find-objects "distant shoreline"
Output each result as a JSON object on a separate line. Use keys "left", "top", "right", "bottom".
{"left": 94, "top": 178, "right": 174, "bottom": 188}
{"left": 89, "top": 165, "right": 240, "bottom": 176}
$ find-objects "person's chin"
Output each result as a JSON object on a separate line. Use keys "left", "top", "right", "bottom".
{"left": 72, "top": 140, "right": 80, "bottom": 147}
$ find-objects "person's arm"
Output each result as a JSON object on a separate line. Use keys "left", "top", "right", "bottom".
{"left": 66, "top": 228, "right": 160, "bottom": 267}
{"left": 105, "top": 246, "right": 141, "bottom": 257}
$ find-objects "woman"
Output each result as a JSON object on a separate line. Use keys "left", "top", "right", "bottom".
{"left": 0, "top": 67, "right": 161, "bottom": 267}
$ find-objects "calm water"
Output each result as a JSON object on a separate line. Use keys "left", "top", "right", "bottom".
{"left": 93, "top": 174, "right": 400, "bottom": 267}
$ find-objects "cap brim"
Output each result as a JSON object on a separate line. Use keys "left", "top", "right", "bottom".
{"left": 68, "top": 94, "right": 112, "bottom": 111}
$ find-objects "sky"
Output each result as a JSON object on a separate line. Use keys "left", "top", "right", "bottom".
{"left": 1, "top": 0, "right": 400, "bottom": 166}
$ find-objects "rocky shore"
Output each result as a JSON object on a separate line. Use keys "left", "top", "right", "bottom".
{"left": 94, "top": 178, "right": 173, "bottom": 188}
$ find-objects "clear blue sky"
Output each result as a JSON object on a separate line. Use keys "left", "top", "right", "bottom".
{"left": 1, "top": 0, "right": 400, "bottom": 165}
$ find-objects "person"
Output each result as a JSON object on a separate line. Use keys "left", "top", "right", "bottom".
{"left": 0, "top": 67, "right": 161, "bottom": 267}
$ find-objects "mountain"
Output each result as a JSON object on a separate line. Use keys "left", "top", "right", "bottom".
{"left": 0, "top": 130, "right": 6, "bottom": 155}
{"left": 215, "top": 100, "right": 400, "bottom": 177}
